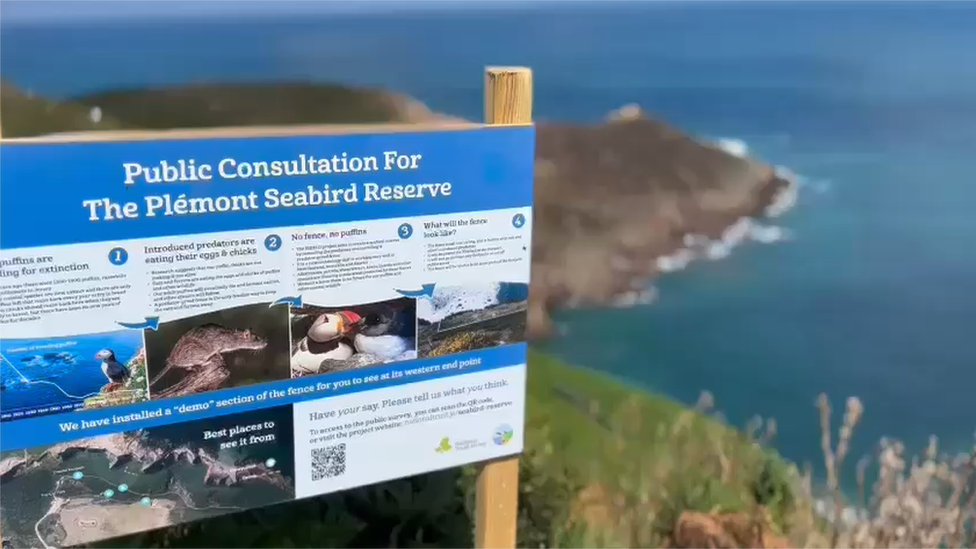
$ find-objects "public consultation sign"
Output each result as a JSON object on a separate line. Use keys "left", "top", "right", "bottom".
{"left": 0, "top": 124, "right": 534, "bottom": 547}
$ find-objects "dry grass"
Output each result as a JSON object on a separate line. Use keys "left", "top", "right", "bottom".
{"left": 551, "top": 390, "right": 800, "bottom": 548}
{"left": 806, "top": 394, "right": 976, "bottom": 549}
{"left": 536, "top": 387, "right": 974, "bottom": 549}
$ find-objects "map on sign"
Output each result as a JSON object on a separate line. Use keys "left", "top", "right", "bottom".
{"left": 0, "top": 406, "right": 295, "bottom": 548}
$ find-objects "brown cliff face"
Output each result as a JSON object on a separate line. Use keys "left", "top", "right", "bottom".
{"left": 527, "top": 107, "right": 789, "bottom": 337}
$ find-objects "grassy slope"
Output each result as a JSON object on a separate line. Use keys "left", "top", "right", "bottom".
{"left": 526, "top": 348, "right": 686, "bottom": 467}
{"left": 0, "top": 81, "right": 130, "bottom": 137}
{"left": 523, "top": 350, "right": 801, "bottom": 547}
{"left": 71, "top": 84, "right": 429, "bottom": 129}
{"left": 0, "top": 81, "right": 432, "bottom": 138}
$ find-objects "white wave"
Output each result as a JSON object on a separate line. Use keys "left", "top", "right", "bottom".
{"left": 610, "top": 287, "right": 658, "bottom": 308}
{"left": 646, "top": 137, "right": 801, "bottom": 275}
{"left": 703, "top": 217, "right": 751, "bottom": 260}
{"left": 716, "top": 137, "right": 750, "bottom": 158}
{"left": 765, "top": 165, "right": 800, "bottom": 218}
{"left": 750, "top": 223, "right": 792, "bottom": 244}
{"left": 656, "top": 248, "right": 696, "bottom": 273}
{"left": 655, "top": 217, "right": 792, "bottom": 273}
{"left": 416, "top": 282, "right": 501, "bottom": 322}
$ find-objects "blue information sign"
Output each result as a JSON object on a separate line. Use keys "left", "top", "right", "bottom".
{"left": 0, "top": 126, "right": 534, "bottom": 546}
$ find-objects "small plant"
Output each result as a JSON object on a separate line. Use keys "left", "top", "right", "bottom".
{"left": 803, "top": 395, "right": 976, "bottom": 549}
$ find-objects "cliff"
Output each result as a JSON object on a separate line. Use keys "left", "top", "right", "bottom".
{"left": 0, "top": 82, "right": 789, "bottom": 337}
{"left": 529, "top": 107, "right": 790, "bottom": 335}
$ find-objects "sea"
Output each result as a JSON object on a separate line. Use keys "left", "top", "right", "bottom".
{"left": 2, "top": 1, "right": 975, "bottom": 476}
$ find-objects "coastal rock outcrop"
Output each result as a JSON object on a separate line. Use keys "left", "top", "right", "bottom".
{"left": 527, "top": 107, "right": 790, "bottom": 337}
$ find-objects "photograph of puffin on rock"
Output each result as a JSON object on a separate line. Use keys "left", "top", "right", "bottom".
{"left": 289, "top": 297, "right": 417, "bottom": 378}
{"left": 144, "top": 303, "right": 292, "bottom": 400}
{"left": 0, "top": 330, "right": 150, "bottom": 420}
{"left": 416, "top": 282, "right": 528, "bottom": 358}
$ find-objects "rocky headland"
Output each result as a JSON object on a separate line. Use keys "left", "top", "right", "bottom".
{"left": 529, "top": 105, "right": 790, "bottom": 336}
{"left": 1, "top": 82, "right": 793, "bottom": 338}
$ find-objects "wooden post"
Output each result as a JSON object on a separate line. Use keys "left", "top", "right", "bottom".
{"left": 474, "top": 66, "right": 532, "bottom": 549}
{"left": 484, "top": 67, "right": 533, "bottom": 126}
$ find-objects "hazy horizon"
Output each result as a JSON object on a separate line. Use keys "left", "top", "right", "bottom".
{"left": 0, "top": 0, "right": 976, "bottom": 25}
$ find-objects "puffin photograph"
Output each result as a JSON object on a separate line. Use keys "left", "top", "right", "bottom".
{"left": 289, "top": 298, "right": 418, "bottom": 377}
{"left": 353, "top": 307, "right": 417, "bottom": 362}
{"left": 290, "top": 310, "right": 362, "bottom": 376}
{"left": 95, "top": 348, "right": 130, "bottom": 389}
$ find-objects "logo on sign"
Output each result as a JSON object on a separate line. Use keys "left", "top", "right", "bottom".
{"left": 435, "top": 437, "right": 453, "bottom": 453}
{"left": 493, "top": 424, "right": 514, "bottom": 446}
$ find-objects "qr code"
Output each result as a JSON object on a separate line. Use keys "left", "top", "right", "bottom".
{"left": 311, "top": 443, "right": 347, "bottom": 481}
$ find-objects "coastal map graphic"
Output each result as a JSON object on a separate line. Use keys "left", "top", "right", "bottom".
{"left": 0, "top": 407, "right": 295, "bottom": 548}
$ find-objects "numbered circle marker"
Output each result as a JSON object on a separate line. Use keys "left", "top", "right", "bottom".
{"left": 264, "top": 234, "right": 282, "bottom": 252}
{"left": 118, "top": 484, "right": 128, "bottom": 493}
{"left": 72, "top": 471, "right": 84, "bottom": 480}
{"left": 140, "top": 497, "right": 152, "bottom": 506}
{"left": 512, "top": 214, "right": 526, "bottom": 229}
{"left": 398, "top": 223, "right": 413, "bottom": 240}
{"left": 265, "top": 458, "right": 277, "bottom": 468}
{"left": 103, "top": 489, "right": 115, "bottom": 498}
{"left": 108, "top": 247, "right": 128, "bottom": 266}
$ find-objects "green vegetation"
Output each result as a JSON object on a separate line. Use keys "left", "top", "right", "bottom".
{"left": 519, "top": 350, "right": 801, "bottom": 547}
{"left": 0, "top": 81, "right": 438, "bottom": 138}
{"left": 0, "top": 81, "right": 129, "bottom": 137}
{"left": 70, "top": 83, "right": 435, "bottom": 131}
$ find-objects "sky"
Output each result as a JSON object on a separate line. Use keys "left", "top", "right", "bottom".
{"left": 0, "top": 0, "right": 960, "bottom": 23}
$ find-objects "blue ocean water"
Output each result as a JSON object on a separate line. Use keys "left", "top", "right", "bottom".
{"left": 0, "top": 331, "right": 143, "bottom": 418}
{"left": 2, "top": 2, "right": 974, "bottom": 466}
